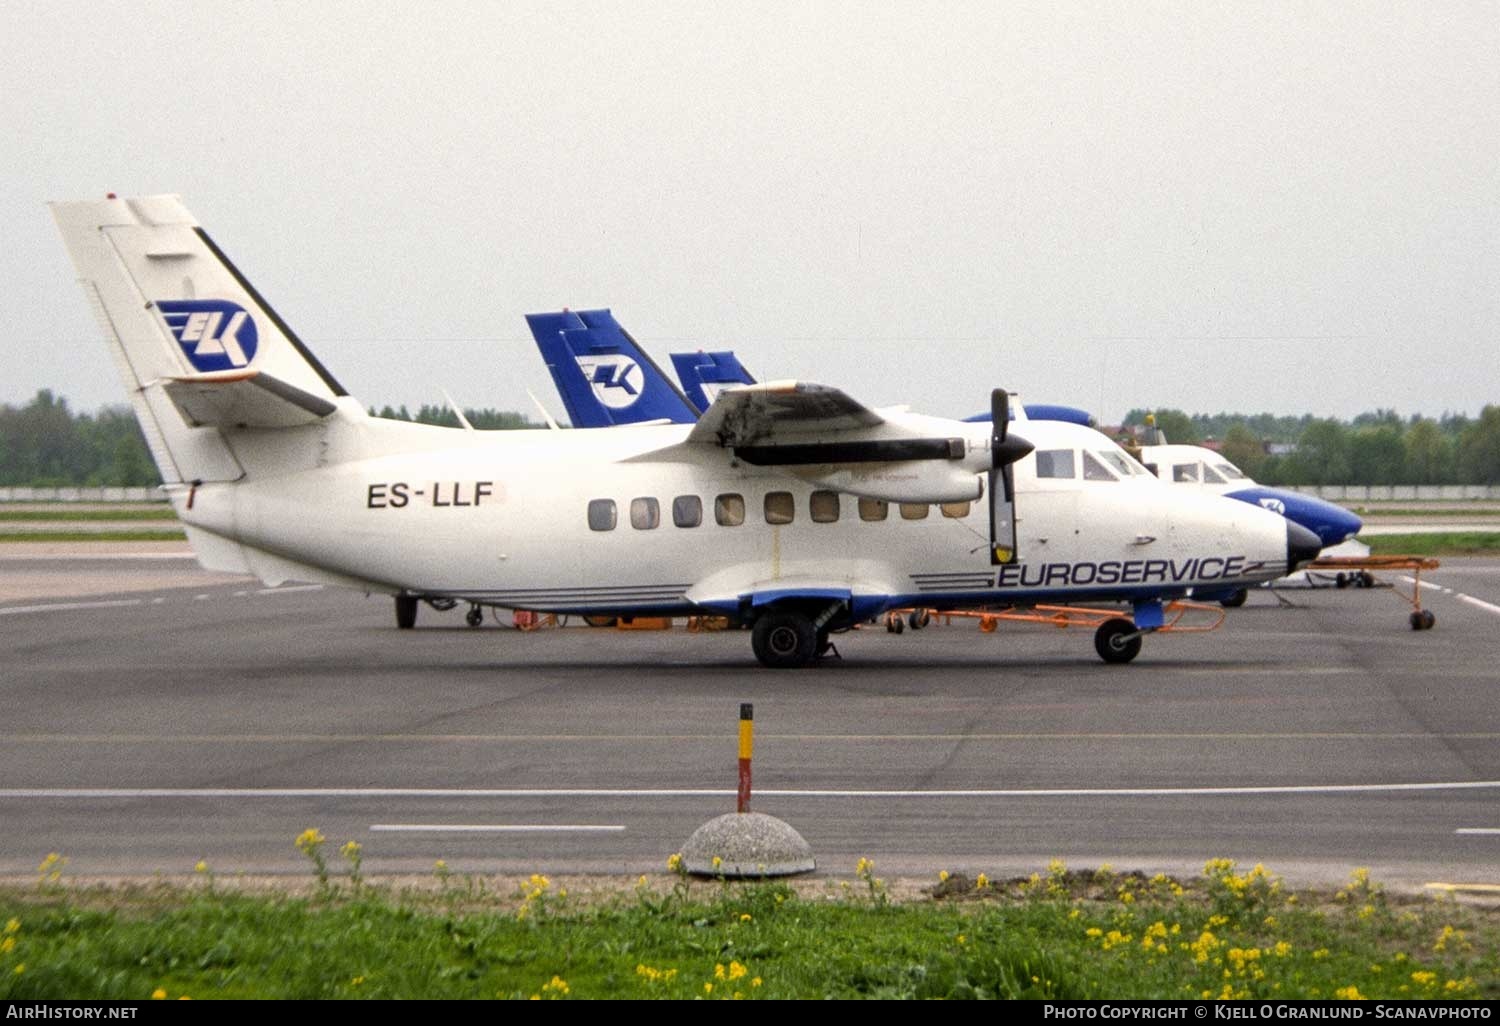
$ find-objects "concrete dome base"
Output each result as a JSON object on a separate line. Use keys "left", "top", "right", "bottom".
{"left": 680, "top": 812, "right": 815, "bottom": 878}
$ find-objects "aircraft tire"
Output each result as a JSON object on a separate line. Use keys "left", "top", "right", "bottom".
{"left": 584, "top": 616, "right": 618, "bottom": 628}
{"left": 908, "top": 609, "right": 931, "bottom": 630}
{"left": 1093, "top": 618, "right": 1142, "bottom": 665}
{"left": 1410, "top": 609, "right": 1436, "bottom": 631}
{"left": 465, "top": 606, "right": 483, "bottom": 628}
{"left": 395, "top": 595, "right": 418, "bottom": 630}
{"left": 752, "top": 611, "right": 817, "bottom": 668}
{"left": 1218, "top": 588, "right": 1248, "bottom": 608}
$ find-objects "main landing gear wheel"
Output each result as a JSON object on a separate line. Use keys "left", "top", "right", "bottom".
{"left": 1409, "top": 609, "right": 1436, "bottom": 631}
{"left": 465, "top": 605, "right": 484, "bottom": 628}
{"left": 584, "top": 615, "right": 618, "bottom": 628}
{"left": 1093, "top": 617, "right": 1142, "bottom": 665}
{"left": 907, "top": 609, "right": 931, "bottom": 630}
{"left": 1219, "top": 588, "right": 1248, "bottom": 608}
{"left": 752, "top": 610, "right": 818, "bottom": 668}
{"left": 395, "top": 595, "right": 417, "bottom": 630}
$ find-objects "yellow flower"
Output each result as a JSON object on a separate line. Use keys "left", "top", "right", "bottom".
{"left": 637, "top": 875, "right": 648, "bottom": 887}
{"left": 4, "top": 919, "right": 18, "bottom": 934}
{"left": 727, "top": 961, "right": 747, "bottom": 981}
{"left": 739, "top": 913, "right": 752, "bottom": 922}
{"left": 667, "top": 852, "right": 683, "bottom": 873}
{"left": 939, "top": 869, "right": 950, "bottom": 882}
{"left": 976, "top": 872, "right": 989, "bottom": 889}
{"left": 1, "top": 937, "right": 14, "bottom": 955}
{"left": 704, "top": 983, "right": 713, "bottom": 995}
{"left": 957, "top": 934, "right": 966, "bottom": 945}
{"left": 293, "top": 828, "right": 324, "bottom": 852}
{"left": 151, "top": 989, "right": 167, "bottom": 1000}
{"left": 350, "top": 976, "right": 365, "bottom": 986}
{"left": 194, "top": 860, "right": 208, "bottom": 874}
{"left": 341, "top": 841, "right": 361, "bottom": 858}
{"left": 13, "top": 965, "right": 24, "bottom": 975}
{"left": 751, "top": 977, "right": 762, "bottom": 988}
{"left": 1334, "top": 985, "right": 1366, "bottom": 1000}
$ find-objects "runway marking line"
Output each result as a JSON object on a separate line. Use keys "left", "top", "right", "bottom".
{"left": 0, "top": 598, "right": 143, "bottom": 616}
{"left": 1400, "top": 575, "right": 1500, "bottom": 618}
{"left": 1425, "top": 883, "right": 1500, "bottom": 894}
{"left": 370, "top": 824, "right": 625, "bottom": 833}
{"left": 3, "top": 781, "right": 1498, "bottom": 800}
{"left": 1454, "top": 828, "right": 1500, "bottom": 836}
{"left": 7, "top": 732, "right": 1500, "bottom": 744}
{"left": 256, "top": 585, "right": 325, "bottom": 595}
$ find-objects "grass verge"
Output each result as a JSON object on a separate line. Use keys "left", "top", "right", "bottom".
{"left": 2, "top": 860, "right": 1494, "bottom": 1000}
{"left": 0, "top": 530, "right": 187, "bottom": 543}
{"left": 1362, "top": 532, "right": 1500, "bottom": 556}
{"left": 0, "top": 509, "right": 176, "bottom": 522}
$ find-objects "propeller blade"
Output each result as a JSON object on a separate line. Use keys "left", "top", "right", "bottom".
{"left": 991, "top": 389, "right": 1009, "bottom": 444}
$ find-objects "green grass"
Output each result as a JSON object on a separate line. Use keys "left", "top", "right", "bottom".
{"left": 1363, "top": 532, "right": 1500, "bottom": 556}
{"left": 1, "top": 862, "right": 1494, "bottom": 1000}
{"left": 0, "top": 530, "right": 186, "bottom": 543}
{"left": 0, "top": 509, "right": 176, "bottom": 522}
{"left": 1352, "top": 507, "right": 1500, "bottom": 518}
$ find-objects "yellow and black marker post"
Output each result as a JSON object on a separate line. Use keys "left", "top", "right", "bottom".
{"left": 737, "top": 703, "right": 753, "bottom": 814}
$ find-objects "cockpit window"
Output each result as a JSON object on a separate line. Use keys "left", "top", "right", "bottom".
{"left": 1215, "top": 462, "right": 1246, "bottom": 481}
{"left": 1097, "top": 451, "right": 1139, "bottom": 478}
{"left": 1172, "top": 463, "right": 1199, "bottom": 482}
{"left": 1201, "top": 463, "right": 1227, "bottom": 484}
{"left": 1081, "top": 451, "right": 1117, "bottom": 481}
{"left": 1035, "top": 449, "right": 1076, "bottom": 479}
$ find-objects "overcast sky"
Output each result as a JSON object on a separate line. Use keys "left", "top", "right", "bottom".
{"left": 3, "top": 2, "right": 1496, "bottom": 425}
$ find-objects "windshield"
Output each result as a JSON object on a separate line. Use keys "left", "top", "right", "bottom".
{"left": 1097, "top": 450, "right": 1143, "bottom": 478}
{"left": 1215, "top": 462, "right": 1247, "bottom": 480}
{"left": 1081, "top": 451, "right": 1118, "bottom": 481}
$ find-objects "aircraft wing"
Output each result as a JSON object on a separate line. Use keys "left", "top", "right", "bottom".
{"left": 648, "top": 380, "right": 984, "bottom": 503}
{"left": 687, "top": 381, "right": 881, "bottom": 445}
{"left": 161, "top": 369, "right": 336, "bottom": 428}
{"left": 685, "top": 381, "right": 966, "bottom": 465}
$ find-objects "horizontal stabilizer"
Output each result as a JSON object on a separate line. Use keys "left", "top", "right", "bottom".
{"left": 162, "top": 369, "right": 337, "bottom": 429}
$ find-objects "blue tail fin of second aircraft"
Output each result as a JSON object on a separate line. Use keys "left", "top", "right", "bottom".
{"left": 524, "top": 310, "right": 698, "bottom": 428}
{"left": 670, "top": 351, "right": 758, "bottom": 414}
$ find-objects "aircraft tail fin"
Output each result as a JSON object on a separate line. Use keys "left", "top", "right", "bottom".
{"left": 669, "top": 351, "right": 758, "bottom": 414}
{"left": 524, "top": 309, "right": 698, "bottom": 428}
{"left": 50, "top": 195, "right": 347, "bottom": 484}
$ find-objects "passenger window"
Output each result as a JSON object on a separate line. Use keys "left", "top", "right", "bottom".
{"left": 764, "top": 491, "right": 795, "bottom": 525}
{"left": 809, "top": 490, "right": 840, "bottom": 523}
{"left": 630, "top": 497, "right": 660, "bottom": 530}
{"left": 1172, "top": 463, "right": 1198, "bottom": 482}
{"left": 858, "top": 497, "right": 889, "bottom": 522}
{"left": 672, "top": 495, "right": 702, "bottom": 528}
{"left": 1082, "top": 452, "right": 1117, "bottom": 481}
{"left": 1035, "top": 449, "right": 1076, "bottom": 479}
{"left": 899, "top": 503, "right": 930, "bottom": 520}
{"left": 715, "top": 493, "right": 745, "bottom": 526}
{"left": 940, "top": 501, "right": 970, "bottom": 518}
{"left": 587, "top": 498, "right": 617, "bottom": 532}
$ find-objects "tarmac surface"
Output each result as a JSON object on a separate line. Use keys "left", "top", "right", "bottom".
{"left": 2, "top": 547, "right": 1499, "bottom": 890}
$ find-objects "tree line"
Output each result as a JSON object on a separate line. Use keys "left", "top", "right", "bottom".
{"left": 0, "top": 392, "right": 537, "bottom": 487}
{"left": 3, "top": 390, "right": 1497, "bottom": 487}
{"left": 1123, "top": 407, "right": 1500, "bottom": 486}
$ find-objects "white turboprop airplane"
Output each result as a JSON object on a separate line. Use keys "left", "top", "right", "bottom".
{"left": 51, "top": 195, "right": 1322, "bottom": 667}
